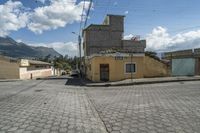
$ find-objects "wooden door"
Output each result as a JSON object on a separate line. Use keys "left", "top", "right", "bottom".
{"left": 100, "top": 64, "right": 109, "bottom": 81}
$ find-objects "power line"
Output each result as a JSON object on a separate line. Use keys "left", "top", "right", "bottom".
{"left": 79, "top": 0, "right": 86, "bottom": 35}
{"left": 84, "top": 0, "right": 93, "bottom": 28}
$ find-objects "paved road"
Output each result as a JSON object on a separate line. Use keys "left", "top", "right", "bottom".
{"left": 0, "top": 78, "right": 200, "bottom": 133}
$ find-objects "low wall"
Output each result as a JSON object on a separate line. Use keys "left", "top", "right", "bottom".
{"left": 20, "top": 67, "right": 52, "bottom": 79}
{"left": 144, "top": 56, "right": 170, "bottom": 78}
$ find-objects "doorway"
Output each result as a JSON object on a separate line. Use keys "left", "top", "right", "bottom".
{"left": 100, "top": 64, "right": 109, "bottom": 81}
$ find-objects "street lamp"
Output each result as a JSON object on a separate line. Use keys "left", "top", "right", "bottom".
{"left": 72, "top": 32, "right": 82, "bottom": 72}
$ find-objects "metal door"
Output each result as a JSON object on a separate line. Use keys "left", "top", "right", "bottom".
{"left": 172, "top": 58, "right": 195, "bottom": 76}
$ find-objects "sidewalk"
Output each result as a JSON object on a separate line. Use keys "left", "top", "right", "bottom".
{"left": 0, "top": 79, "right": 22, "bottom": 82}
{"left": 82, "top": 76, "right": 200, "bottom": 87}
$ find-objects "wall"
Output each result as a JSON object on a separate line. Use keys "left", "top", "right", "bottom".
{"left": 20, "top": 67, "right": 52, "bottom": 79}
{"left": 172, "top": 58, "right": 195, "bottom": 76}
{"left": 144, "top": 56, "right": 170, "bottom": 78}
{"left": 195, "top": 58, "right": 200, "bottom": 75}
{"left": 0, "top": 57, "right": 20, "bottom": 79}
{"left": 122, "top": 40, "right": 146, "bottom": 53}
{"left": 84, "top": 26, "right": 122, "bottom": 56}
{"left": 83, "top": 15, "right": 146, "bottom": 56}
{"left": 86, "top": 55, "right": 144, "bottom": 82}
{"left": 83, "top": 15, "right": 124, "bottom": 56}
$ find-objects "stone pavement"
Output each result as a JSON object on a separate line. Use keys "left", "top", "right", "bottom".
{"left": 86, "top": 81, "right": 200, "bottom": 133}
{"left": 0, "top": 79, "right": 200, "bottom": 133}
{"left": 0, "top": 80, "right": 107, "bottom": 133}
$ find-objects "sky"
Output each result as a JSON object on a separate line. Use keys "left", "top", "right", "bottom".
{"left": 1, "top": 0, "right": 200, "bottom": 56}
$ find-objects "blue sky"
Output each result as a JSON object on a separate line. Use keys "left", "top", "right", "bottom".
{"left": 1, "top": 0, "right": 200, "bottom": 56}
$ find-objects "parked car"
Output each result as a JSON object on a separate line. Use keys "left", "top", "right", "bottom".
{"left": 61, "top": 72, "right": 66, "bottom": 75}
{"left": 70, "top": 70, "right": 79, "bottom": 77}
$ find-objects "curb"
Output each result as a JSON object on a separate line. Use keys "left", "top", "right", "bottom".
{"left": 0, "top": 79, "right": 22, "bottom": 82}
{"left": 83, "top": 78, "right": 200, "bottom": 87}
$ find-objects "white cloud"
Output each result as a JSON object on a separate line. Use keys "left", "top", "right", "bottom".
{"left": 0, "top": 0, "right": 29, "bottom": 37}
{"left": 29, "top": 41, "right": 79, "bottom": 57}
{"left": 0, "top": 0, "right": 91, "bottom": 35}
{"left": 124, "top": 34, "right": 134, "bottom": 40}
{"left": 124, "top": 34, "right": 141, "bottom": 40}
{"left": 124, "top": 11, "right": 128, "bottom": 15}
{"left": 16, "top": 39, "right": 23, "bottom": 43}
{"left": 146, "top": 26, "right": 200, "bottom": 52}
{"left": 124, "top": 26, "right": 200, "bottom": 52}
{"left": 28, "top": 0, "right": 90, "bottom": 34}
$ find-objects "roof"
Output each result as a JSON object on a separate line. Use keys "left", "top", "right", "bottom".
{"left": 83, "top": 24, "right": 110, "bottom": 31}
{"left": 106, "top": 14, "right": 125, "bottom": 17}
{"left": 83, "top": 14, "right": 125, "bottom": 31}
{"left": 28, "top": 60, "right": 51, "bottom": 65}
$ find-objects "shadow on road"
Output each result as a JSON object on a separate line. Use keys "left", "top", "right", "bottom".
{"left": 65, "top": 77, "right": 84, "bottom": 86}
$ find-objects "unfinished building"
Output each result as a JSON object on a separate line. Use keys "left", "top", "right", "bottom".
{"left": 83, "top": 14, "right": 146, "bottom": 56}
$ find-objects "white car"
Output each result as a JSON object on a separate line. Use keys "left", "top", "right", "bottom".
{"left": 70, "top": 70, "right": 79, "bottom": 77}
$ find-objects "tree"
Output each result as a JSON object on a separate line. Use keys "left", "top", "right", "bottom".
{"left": 145, "top": 51, "right": 160, "bottom": 61}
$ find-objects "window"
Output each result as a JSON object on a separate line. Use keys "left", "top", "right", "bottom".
{"left": 125, "top": 63, "right": 136, "bottom": 73}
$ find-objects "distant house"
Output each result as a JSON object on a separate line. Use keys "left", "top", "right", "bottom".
{"left": 0, "top": 55, "right": 58, "bottom": 79}
{"left": 163, "top": 49, "right": 200, "bottom": 76}
{"left": 83, "top": 14, "right": 169, "bottom": 82}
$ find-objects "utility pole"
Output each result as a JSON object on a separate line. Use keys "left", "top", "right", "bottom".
{"left": 78, "top": 35, "right": 82, "bottom": 76}
{"left": 131, "top": 53, "right": 133, "bottom": 82}
{"left": 72, "top": 32, "right": 81, "bottom": 73}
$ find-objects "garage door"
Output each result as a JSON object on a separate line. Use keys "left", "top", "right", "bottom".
{"left": 172, "top": 58, "right": 195, "bottom": 76}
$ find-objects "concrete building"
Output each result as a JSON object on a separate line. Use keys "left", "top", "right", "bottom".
{"left": 83, "top": 14, "right": 146, "bottom": 56}
{"left": 83, "top": 14, "right": 169, "bottom": 82}
{"left": 0, "top": 55, "right": 54, "bottom": 79}
{"left": 85, "top": 53, "right": 169, "bottom": 82}
{"left": 164, "top": 49, "right": 200, "bottom": 76}
{"left": 19, "top": 59, "right": 52, "bottom": 79}
{"left": 85, "top": 53, "right": 144, "bottom": 81}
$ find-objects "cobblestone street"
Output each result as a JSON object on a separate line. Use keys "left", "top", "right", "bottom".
{"left": 0, "top": 79, "right": 200, "bottom": 133}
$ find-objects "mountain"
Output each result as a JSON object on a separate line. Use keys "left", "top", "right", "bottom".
{"left": 0, "top": 36, "right": 61, "bottom": 59}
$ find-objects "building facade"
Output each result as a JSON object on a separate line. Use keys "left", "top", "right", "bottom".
{"left": 164, "top": 49, "right": 200, "bottom": 76}
{"left": 19, "top": 59, "right": 52, "bottom": 79}
{"left": 0, "top": 56, "right": 19, "bottom": 79}
{"left": 0, "top": 55, "right": 54, "bottom": 79}
{"left": 83, "top": 14, "right": 146, "bottom": 56}
{"left": 86, "top": 53, "right": 144, "bottom": 82}
{"left": 85, "top": 53, "right": 169, "bottom": 82}
{"left": 83, "top": 14, "right": 169, "bottom": 82}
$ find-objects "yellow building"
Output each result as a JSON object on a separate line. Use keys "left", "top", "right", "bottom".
{"left": 0, "top": 55, "right": 55, "bottom": 79}
{"left": 82, "top": 14, "right": 169, "bottom": 82}
{"left": 85, "top": 53, "right": 170, "bottom": 82}
{"left": 0, "top": 56, "right": 20, "bottom": 79}
{"left": 86, "top": 53, "right": 144, "bottom": 82}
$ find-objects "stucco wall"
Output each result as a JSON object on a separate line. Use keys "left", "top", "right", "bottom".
{"left": 86, "top": 56, "right": 144, "bottom": 82}
{"left": 144, "top": 56, "right": 169, "bottom": 78}
{"left": 0, "top": 58, "right": 19, "bottom": 79}
{"left": 19, "top": 67, "right": 52, "bottom": 79}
